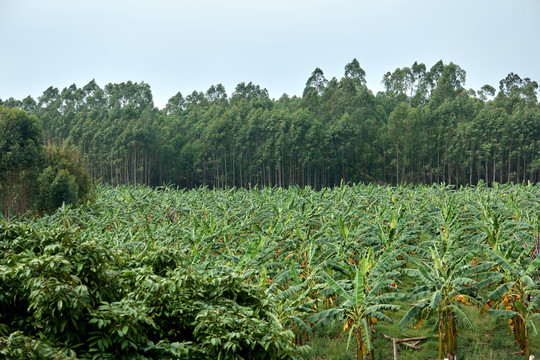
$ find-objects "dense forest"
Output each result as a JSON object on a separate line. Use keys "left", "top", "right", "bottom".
{"left": 2, "top": 59, "right": 539, "bottom": 188}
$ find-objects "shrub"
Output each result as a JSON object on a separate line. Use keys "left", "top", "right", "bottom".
{"left": 0, "top": 221, "right": 305, "bottom": 359}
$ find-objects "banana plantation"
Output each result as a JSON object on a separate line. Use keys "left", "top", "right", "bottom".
{"left": 1, "top": 183, "right": 540, "bottom": 359}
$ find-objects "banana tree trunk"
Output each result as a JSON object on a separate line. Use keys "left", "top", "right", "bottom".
{"left": 438, "top": 312, "right": 445, "bottom": 360}
{"left": 356, "top": 333, "right": 364, "bottom": 360}
{"left": 446, "top": 312, "right": 457, "bottom": 359}
{"left": 524, "top": 324, "right": 530, "bottom": 358}
{"left": 513, "top": 316, "right": 521, "bottom": 348}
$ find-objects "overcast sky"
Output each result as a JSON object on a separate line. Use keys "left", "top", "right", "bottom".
{"left": 1, "top": 0, "right": 539, "bottom": 108}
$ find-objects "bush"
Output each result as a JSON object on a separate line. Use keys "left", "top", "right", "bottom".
{"left": 0, "top": 331, "right": 77, "bottom": 360}
{"left": 0, "top": 221, "right": 305, "bottom": 359}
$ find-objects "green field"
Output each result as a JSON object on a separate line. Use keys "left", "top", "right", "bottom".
{"left": 1, "top": 183, "right": 539, "bottom": 359}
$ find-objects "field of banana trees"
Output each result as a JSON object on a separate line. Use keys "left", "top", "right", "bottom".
{"left": 1, "top": 183, "right": 540, "bottom": 359}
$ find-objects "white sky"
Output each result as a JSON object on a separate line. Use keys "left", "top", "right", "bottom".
{"left": 1, "top": 0, "right": 539, "bottom": 108}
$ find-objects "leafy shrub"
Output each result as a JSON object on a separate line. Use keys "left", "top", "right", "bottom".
{"left": 0, "top": 221, "right": 305, "bottom": 359}
{"left": 0, "top": 331, "right": 77, "bottom": 360}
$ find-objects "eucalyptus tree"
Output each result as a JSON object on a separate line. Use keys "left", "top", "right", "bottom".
{"left": 36, "top": 86, "right": 63, "bottom": 143}
{"left": 477, "top": 84, "right": 497, "bottom": 102}
{"left": 231, "top": 81, "right": 271, "bottom": 107}
{"left": 497, "top": 72, "right": 539, "bottom": 113}
{"left": 206, "top": 83, "right": 228, "bottom": 105}
{"left": 508, "top": 105, "right": 540, "bottom": 183}
{"left": 424, "top": 60, "right": 445, "bottom": 101}
{"left": 471, "top": 105, "right": 507, "bottom": 184}
{"left": 3, "top": 61, "right": 540, "bottom": 188}
{"left": 164, "top": 91, "right": 185, "bottom": 115}
{"left": 410, "top": 61, "right": 429, "bottom": 106}
{"left": 430, "top": 62, "right": 466, "bottom": 106}
{"left": 0, "top": 107, "right": 45, "bottom": 218}
{"left": 328, "top": 112, "right": 357, "bottom": 183}
{"left": 386, "top": 103, "right": 413, "bottom": 184}
{"left": 344, "top": 58, "right": 367, "bottom": 88}
{"left": 382, "top": 67, "right": 412, "bottom": 104}
{"left": 302, "top": 68, "right": 327, "bottom": 112}
{"left": 21, "top": 96, "right": 37, "bottom": 113}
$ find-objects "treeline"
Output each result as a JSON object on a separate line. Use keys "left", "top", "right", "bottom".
{"left": 1, "top": 59, "right": 539, "bottom": 188}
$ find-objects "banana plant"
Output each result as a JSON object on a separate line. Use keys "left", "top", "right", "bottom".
{"left": 485, "top": 240, "right": 540, "bottom": 358}
{"left": 473, "top": 194, "right": 530, "bottom": 249}
{"left": 267, "top": 264, "right": 321, "bottom": 346}
{"left": 309, "top": 247, "right": 402, "bottom": 360}
{"left": 400, "top": 247, "right": 484, "bottom": 360}
{"left": 400, "top": 199, "right": 484, "bottom": 360}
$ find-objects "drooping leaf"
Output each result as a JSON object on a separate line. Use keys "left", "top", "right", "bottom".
{"left": 323, "top": 272, "right": 352, "bottom": 302}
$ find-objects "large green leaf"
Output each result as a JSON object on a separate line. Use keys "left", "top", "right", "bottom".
{"left": 520, "top": 275, "right": 536, "bottom": 288}
{"left": 524, "top": 254, "right": 540, "bottom": 277}
{"left": 528, "top": 319, "right": 538, "bottom": 336}
{"left": 290, "top": 262, "right": 302, "bottom": 285}
{"left": 488, "top": 309, "right": 519, "bottom": 319}
{"left": 323, "top": 272, "right": 352, "bottom": 302}
{"left": 428, "top": 290, "right": 442, "bottom": 309}
{"left": 488, "top": 282, "right": 514, "bottom": 300}
{"left": 307, "top": 308, "right": 346, "bottom": 330}
{"left": 368, "top": 310, "right": 392, "bottom": 323}
{"left": 353, "top": 268, "right": 364, "bottom": 307}
{"left": 448, "top": 304, "right": 474, "bottom": 331}
{"left": 361, "top": 317, "right": 373, "bottom": 351}
{"left": 399, "top": 299, "right": 429, "bottom": 328}
{"left": 488, "top": 249, "right": 515, "bottom": 276}
{"left": 290, "top": 315, "right": 312, "bottom": 336}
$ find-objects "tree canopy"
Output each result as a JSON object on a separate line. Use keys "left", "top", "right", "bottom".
{"left": 2, "top": 60, "right": 539, "bottom": 190}
{"left": 0, "top": 108, "right": 92, "bottom": 218}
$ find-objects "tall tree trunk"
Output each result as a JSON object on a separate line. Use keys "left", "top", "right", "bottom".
{"left": 232, "top": 145, "right": 236, "bottom": 187}
{"left": 493, "top": 150, "right": 496, "bottom": 184}
{"left": 485, "top": 156, "right": 489, "bottom": 185}
{"left": 523, "top": 154, "right": 527, "bottom": 183}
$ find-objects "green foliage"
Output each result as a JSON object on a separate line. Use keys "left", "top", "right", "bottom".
{"left": 485, "top": 240, "right": 540, "bottom": 357}
{"left": 36, "top": 144, "right": 93, "bottom": 214}
{"left": 5, "top": 60, "right": 539, "bottom": 190}
{"left": 0, "top": 220, "right": 305, "bottom": 359}
{"left": 2, "top": 183, "right": 540, "bottom": 359}
{"left": 398, "top": 198, "right": 487, "bottom": 359}
{"left": 309, "top": 247, "right": 402, "bottom": 360}
{"left": 0, "top": 106, "right": 44, "bottom": 218}
{"left": 0, "top": 331, "right": 77, "bottom": 359}
{"left": 0, "top": 107, "right": 94, "bottom": 217}
{"left": 37, "top": 168, "right": 77, "bottom": 212}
